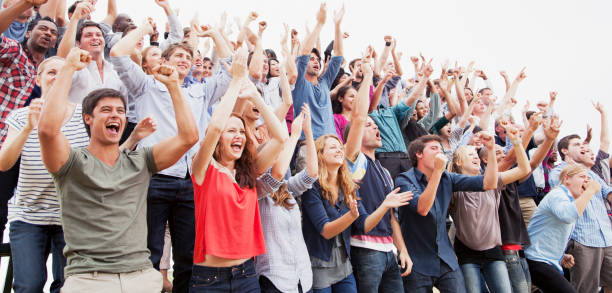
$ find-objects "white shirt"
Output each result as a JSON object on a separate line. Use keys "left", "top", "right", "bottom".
{"left": 67, "top": 59, "right": 128, "bottom": 107}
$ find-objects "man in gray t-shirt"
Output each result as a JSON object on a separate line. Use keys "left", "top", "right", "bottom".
{"left": 37, "top": 48, "right": 199, "bottom": 293}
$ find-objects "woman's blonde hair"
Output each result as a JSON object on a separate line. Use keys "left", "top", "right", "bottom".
{"left": 315, "top": 134, "right": 357, "bottom": 206}
{"left": 559, "top": 163, "right": 587, "bottom": 185}
{"left": 449, "top": 145, "right": 476, "bottom": 173}
{"left": 270, "top": 183, "right": 295, "bottom": 210}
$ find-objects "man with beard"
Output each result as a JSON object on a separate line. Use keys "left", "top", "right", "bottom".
{"left": 549, "top": 131, "right": 612, "bottom": 293}
{"left": 0, "top": 0, "right": 58, "bottom": 239}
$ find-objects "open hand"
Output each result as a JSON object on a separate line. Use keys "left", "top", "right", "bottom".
{"left": 316, "top": 3, "right": 327, "bottom": 25}
{"left": 231, "top": 47, "right": 249, "bottom": 79}
{"left": 399, "top": 251, "right": 413, "bottom": 276}
{"left": 133, "top": 116, "right": 157, "bottom": 141}
{"left": 348, "top": 198, "right": 359, "bottom": 219}
{"left": 383, "top": 188, "right": 413, "bottom": 208}
{"left": 25, "top": 98, "right": 43, "bottom": 130}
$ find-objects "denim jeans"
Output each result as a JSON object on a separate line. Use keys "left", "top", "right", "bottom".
{"left": 350, "top": 247, "right": 404, "bottom": 293}
{"left": 147, "top": 175, "right": 196, "bottom": 293}
{"left": 460, "top": 261, "right": 512, "bottom": 293}
{"left": 189, "top": 259, "right": 260, "bottom": 292}
{"left": 312, "top": 273, "right": 357, "bottom": 293}
{"left": 9, "top": 220, "right": 66, "bottom": 293}
{"left": 402, "top": 260, "right": 466, "bottom": 293}
{"left": 259, "top": 276, "right": 310, "bottom": 293}
{"left": 504, "top": 253, "right": 531, "bottom": 293}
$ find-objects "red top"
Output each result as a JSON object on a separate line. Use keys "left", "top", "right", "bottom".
{"left": 192, "top": 160, "right": 266, "bottom": 263}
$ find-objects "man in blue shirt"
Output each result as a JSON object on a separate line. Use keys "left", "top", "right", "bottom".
{"left": 291, "top": 3, "right": 344, "bottom": 171}
{"left": 548, "top": 134, "right": 612, "bottom": 293}
{"left": 395, "top": 134, "right": 499, "bottom": 293}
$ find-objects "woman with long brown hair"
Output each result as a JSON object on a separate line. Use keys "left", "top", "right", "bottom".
{"left": 189, "top": 47, "right": 288, "bottom": 292}
{"left": 301, "top": 132, "right": 412, "bottom": 292}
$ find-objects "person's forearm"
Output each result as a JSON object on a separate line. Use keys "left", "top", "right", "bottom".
{"left": 369, "top": 77, "right": 387, "bottom": 112}
{"left": 0, "top": 129, "right": 30, "bottom": 171}
{"left": 496, "top": 79, "right": 521, "bottom": 118}
{"left": 390, "top": 215, "right": 408, "bottom": 253}
{"left": 375, "top": 46, "right": 391, "bottom": 76}
{"left": 274, "top": 69, "right": 293, "bottom": 121}
{"left": 575, "top": 189, "right": 597, "bottom": 215}
{"left": 600, "top": 112, "right": 609, "bottom": 152}
{"left": 55, "top": 0, "right": 67, "bottom": 27}
{"left": 301, "top": 23, "right": 323, "bottom": 55}
{"left": 321, "top": 212, "right": 356, "bottom": 239}
{"left": 39, "top": 65, "right": 75, "bottom": 137}
{"left": 57, "top": 16, "right": 79, "bottom": 58}
{"left": 118, "top": 134, "right": 138, "bottom": 151}
{"left": 210, "top": 30, "right": 231, "bottom": 59}
{"left": 479, "top": 106, "right": 493, "bottom": 130}
{"left": 0, "top": 0, "right": 33, "bottom": 34}
{"left": 365, "top": 204, "right": 390, "bottom": 232}
{"left": 110, "top": 26, "right": 149, "bottom": 57}
{"left": 252, "top": 95, "right": 288, "bottom": 143}
{"left": 416, "top": 170, "right": 443, "bottom": 216}
{"left": 270, "top": 134, "right": 299, "bottom": 180}
{"left": 521, "top": 127, "right": 536, "bottom": 149}
{"left": 304, "top": 128, "right": 317, "bottom": 178}
{"left": 483, "top": 147, "right": 498, "bottom": 189}
{"left": 345, "top": 71, "right": 372, "bottom": 161}
{"left": 332, "top": 23, "right": 342, "bottom": 56}
{"left": 39, "top": 0, "right": 59, "bottom": 20}
{"left": 404, "top": 77, "right": 427, "bottom": 107}
{"left": 103, "top": 0, "right": 117, "bottom": 26}
{"left": 167, "top": 83, "right": 198, "bottom": 143}
{"left": 248, "top": 37, "right": 264, "bottom": 80}
{"left": 529, "top": 137, "right": 554, "bottom": 170}
{"left": 392, "top": 51, "right": 402, "bottom": 76}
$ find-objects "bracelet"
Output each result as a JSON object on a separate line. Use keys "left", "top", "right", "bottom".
{"left": 385, "top": 41, "right": 391, "bottom": 46}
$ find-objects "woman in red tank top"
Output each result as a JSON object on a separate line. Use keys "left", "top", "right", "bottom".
{"left": 189, "top": 48, "right": 288, "bottom": 292}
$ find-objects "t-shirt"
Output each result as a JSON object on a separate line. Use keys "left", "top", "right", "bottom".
{"left": 333, "top": 114, "right": 349, "bottom": 143}
{"left": 6, "top": 105, "right": 89, "bottom": 226}
{"left": 51, "top": 147, "right": 157, "bottom": 276}
{"left": 498, "top": 182, "right": 530, "bottom": 246}
{"left": 192, "top": 159, "right": 266, "bottom": 263}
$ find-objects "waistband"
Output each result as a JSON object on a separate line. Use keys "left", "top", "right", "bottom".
{"left": 375, "top": 151, "right": 409, "bottom": 159}
{"left": 153, "top": 172, "right": 191, "bottom": 180}
{"left": 192, "top": 258, "right": 255, "bottom": 278}
{"left": 502, "top": 249, "right": 525, "bottom": 258}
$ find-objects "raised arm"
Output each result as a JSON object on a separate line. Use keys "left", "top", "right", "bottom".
{"left": 344, "top": 59, "right": 373, "bottom": 162}
{"left": 38, "top": 0, "right": 58, "bottom": 20}
{"left": 0, "top": 0, "right": 42, "bottom": 34}
{"left": 391, "top": 39, "right": 403, "bottom": 76}
{"left": 300, "top": 3, "right": 325, "bottom": 55}
{"left": 38, "top": 48, "right": 89, "bottom": 173}
{"left": 332, "top": 4, "right": 344, "bottom": 57}
{"left": 150, "top": 65, "right": 199, "bottom": 171}
{"left": 480, "top": 133, "right": 499, "bottom": 189}
{"left": 118, "top": 116, "right": 157, "bottom": 151}
{"left": 191, "top": 48, "right": 248, "bottom": 185}
{"left": 575, "top": 180, "right": 601, "bottom": 215}
{"left": 0, "top": 99, "right": 42, "bottom": 171}
{"left": 500, "top": 71, "right": 510, "bottom": 93}
{"left": 102, "top": 0, "right": 117, "bottom": 26}
{"left": 273, "top": 65, "right": 293, "bottom": 122}
{"left": 57, "top": 1, "right": 93, "bottom": 58}
{"left": 416, "top": 154, "right": 446, "bottom": 216}
{"left": 271, "top": 107, "right": 304, "bottom": 180}
{"left": 370, "top": 70, "right": 392, "bottom": 112}
{"left": 499, "top": 126, "right": 531, "bottom": 185}
{"left": 593, "top": 101, "right": 609, "bottom": 153}
{"left": 522, "top": 116, "right": 561, "bottom": 179}
{"left": 110, "top": 20, "right": 153, "bottom": 57}
{"left": 375, "top": 36, "right": 392, "bottom": 77}
{"left": 281, "top": 24, "right": 297, "bottom": 84}
{"left": 496, "top": 67, "right": 526, "bottom": 118}
{"left": 194, "top": 26, "right": 232, "bottom": 59}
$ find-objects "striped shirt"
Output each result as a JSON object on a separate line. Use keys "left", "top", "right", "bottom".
{"left": 6, "top": 104, "right": 89, "bottom": 225}
{"left": 548, "top": 161, "right": 612, "bottom": 247}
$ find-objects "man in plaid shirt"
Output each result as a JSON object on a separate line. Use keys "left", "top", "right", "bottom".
{"left": 0, "top": 0, "right": 58, "bottom": 238}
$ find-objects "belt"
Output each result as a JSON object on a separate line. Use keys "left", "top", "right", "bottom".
{"left": 375, "top": 151, "right": 409, "bottom": 159}
{"left": 153, "top": 172, "right": 191, "bottom": 180}
{"left": 502, "top": 249, "right": 525, "bottom": 258}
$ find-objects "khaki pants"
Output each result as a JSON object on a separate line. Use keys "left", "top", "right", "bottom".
{"left": 61, "top": 268, "right": 162, "bottom": 293}
{"left": 518, "top": 197, "right": 537, "bottom": 227}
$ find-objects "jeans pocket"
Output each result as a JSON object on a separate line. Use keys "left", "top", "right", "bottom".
{"left": 504, "top": 254, "right": 519, "bottom": 265}
{"left": 191, "top": 272, "right": 220, "bottom": 288}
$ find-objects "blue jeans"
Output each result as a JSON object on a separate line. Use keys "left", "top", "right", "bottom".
{"left": 504, "top": 253, "right": 530, "bottom": 293}
{"left": 313, "top": 273, "right": 357, "bottom": 293}
{"left": 402, "top": 260, "right": 466, "bottom": 293}
{"left": 9, "top": 221, "right": 66, "bottom": 293}
{"left": 460, "top": 261, "right": 512, "bottom": 293}
{"left": 350, "top": 247, "right": 404, "bottom": 292}
{"left": 189, "top": 258, "right": 260, "bottom": 292}
{"left": 147, "top": 175, "right": 196, "bottom": 293}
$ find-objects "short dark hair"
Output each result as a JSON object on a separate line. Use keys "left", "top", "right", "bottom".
{"left": 82, "top": 88, "right": 126, "bottom": 137}
{"left": 27, "top": 16, "right": 58, "bottom": 33}
{"left": 408, "top": 135, "right": 442, "bottom": 167}
{"left": 557, "top": 134, "right": 581, "bottom": 161}
{"left": 67, "top": 0, "right": 82, "bottom": 15}
{"left": 202, "top": 57, "right": 212, "bottom": 65}
{"left": 265, "top": 49, "right": 277, "bottom": 60}
{"left": 76, "top": 21, "right": 105, "bottom": 43}
{"left": 161, "top": 42, "right": 193, "bottom": 60}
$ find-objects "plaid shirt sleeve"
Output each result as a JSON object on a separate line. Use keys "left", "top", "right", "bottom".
{"left": 0, "top": 36, "right": 36, "bottom": 145}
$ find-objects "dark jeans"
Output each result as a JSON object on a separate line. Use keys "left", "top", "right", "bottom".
{"left": 259, "top": 275, "right": 308, "bottom": 293}
{"left": 526, "top": 259, "right": 577, "bottom": 293}
{"left": 147, "top": 174, "right": 196, "bottom": 293}
{"left": 189, "top": 258, "right": 260, "bottom": 292}
{"left": 375, "top": 151, "right": 411, "bottom": 180}
{"left": 9, "top": 221, "right": 66, "bottom": 293}
{"left": 0, "top": 159, "right": 19, "bottom": 238}
{"left": 402, "top": 260, "right": 467, "bottom": 293}
{"left": 312, "top": 273, "right": 357, "bottom": 293}
{"left": 460, "top": 261, "right": 511, "bottom": 293}
{"left": 350, "top": 247, "right": 404, "bottom": 293}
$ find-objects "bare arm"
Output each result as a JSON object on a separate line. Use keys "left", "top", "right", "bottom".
{"left": 38, "top": 0, "right": 58, "bottom": 20}
{"left": 575, "top": 180, "right": 601, "bottom": 215}
{"left": 332, "top": 4, "right": 344, "bottom": 57}
{"left": 110, "top": 20, "right": 153, "bottom": 57}
{"left": 55, "top": 0, "right": 67, "bottom": 27}
{"left": 594, "top": 102, "right": 609, "bottom": 153}
{"left": 391, "top": 39, "right": 403, "bottom": 76}
{"left": 344, "top": 59, "right": 373, "bottom": 162}
{"left": 273, "top": 65, "right": 293, "bottom": 122}
{"left": 0, "top": 99, "right": 42, "bottom": 171}
{"left": 248, "top": 22, "right": 265, "bottom": 80}
{"left": 500, "top": 71, "right": 510, "bottom": 93}
{"left": 481, "top": 133, "right": 500, "bottom": 189}
{"left": 57, "top": 2, "right": 93, "bottom": 58}
{"left": 191, "top": 49, "right": 248, "bottom": 185}
{"left": 118, "top": 117, "right": 157, "bottom": 151}
{"left": 102, "top": 0, "right": 117, "bottom": 26}
{"left": 375, "top": 36, "right": 392, "bottom": 77}
{"left": 300, "top": 3, "right": 325, "bottom": 55}
{"left": 370, "top": 73, "right": 391, "bottom": 113}
{"left": 38, "top": 48, "right": 90, "bottom": 173}
{"left": 390, "top": 213, "right": 412, "bottom": 276}
{"left": 280, "top": 24, "right": 297, "bottom": 84}
{"left": 0, "top": 0, "right": 38, "bottom": 34}
{"left": 499, "top": 128, "right": 531, "bottom": 185}
{"left": 364, "top": 188, "right": 412, "bottom": 232}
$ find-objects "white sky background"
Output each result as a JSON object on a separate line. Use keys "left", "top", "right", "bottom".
{"left": 92, "top": 0, "right": 611, "bottom": 148}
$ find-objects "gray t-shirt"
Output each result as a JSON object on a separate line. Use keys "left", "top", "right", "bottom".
{"left": 51, "top": 147, "right": 157, "bottom": 276}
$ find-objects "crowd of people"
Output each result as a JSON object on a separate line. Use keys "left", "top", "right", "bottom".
{"left": 0, "top": 0, "right": 610, "bottom": 292}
